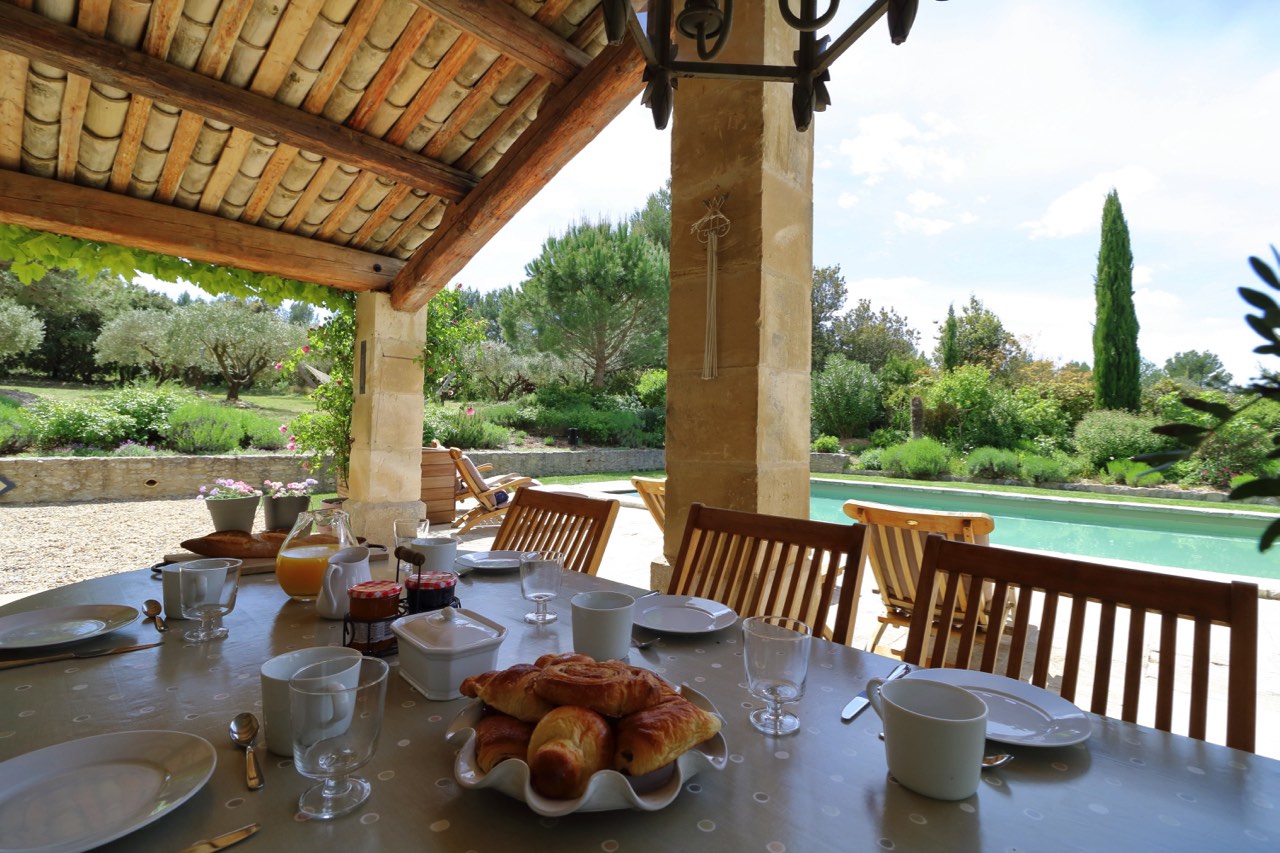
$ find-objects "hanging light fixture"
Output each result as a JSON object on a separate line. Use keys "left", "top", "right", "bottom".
{"left": 602, "top": 0, "right": 941, "bottom": 132}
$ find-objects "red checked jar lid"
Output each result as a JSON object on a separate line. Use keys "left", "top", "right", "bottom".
{"left": 350, "top": 580, "right": 403, "bottom": 599}
{"left": 406, "top": 572, "right": 457, "bottom": 590}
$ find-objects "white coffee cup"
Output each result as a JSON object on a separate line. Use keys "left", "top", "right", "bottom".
{"left": 408, "top": 535, "right": 458, "bottom": 572}
{"left": 260, "top": 646, "right": 362, "bottom": 755}
{"left": 867, "top": 677, "right": 988, "bottom": 801}
{"left": 570, "top": 590, "right": 635, "bottom": 661}
{"left": 161, "top": 558, "right": 241, "bottom": 620}
{"left": 290, "top": 658, "right": 361, "bottom": 750}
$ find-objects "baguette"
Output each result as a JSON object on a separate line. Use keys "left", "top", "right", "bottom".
{"left": 180, "top": 530, "right": 287, "bottom": 559}
{"left": 527, "top": 706, "right": 614, "bottom": 799}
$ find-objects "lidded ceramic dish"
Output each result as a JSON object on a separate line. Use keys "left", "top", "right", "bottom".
{"left": 391, "top": 607, "right": 506, "bottom": 700}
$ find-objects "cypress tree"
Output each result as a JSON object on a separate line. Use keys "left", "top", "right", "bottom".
{"left": 1092, "top": 189, "right": 1140, "bottom": 410}
{"left": 938, "top": 304, "right": 960, "bottom": 371}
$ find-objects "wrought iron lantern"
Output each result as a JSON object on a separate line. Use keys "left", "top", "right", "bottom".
{"left": 602, "top": 0, "right": 938, "bottom": 132}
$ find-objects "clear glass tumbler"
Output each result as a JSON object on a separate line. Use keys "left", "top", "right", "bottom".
{"left": 742, "top": 615, "right": 811, "bottom": 736}
{"left": 177, "top": 559, "right": 241, "bottom": 642}
{"left": 519, "top": 550, "right": 564, "bottom": 624}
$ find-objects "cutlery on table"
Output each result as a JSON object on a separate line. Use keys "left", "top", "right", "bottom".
{"left": 143, "top": 599, "right": 168, "bottom": 633}
{"left": 229, "top": 712, "right": 265, "bottom": 790}
{"left": 841, "top": 662, "right": 910, "bottom": 722}
{"left": 0, "top": 641, "right": 163, "bottom": 671}
{"left": 177, "top": 822, "right": 260, "bottom": 853}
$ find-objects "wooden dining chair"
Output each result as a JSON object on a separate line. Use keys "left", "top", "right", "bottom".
{"left": 667, "top": 503, "right": 867, "bottom": 645}
{"left": 631, "top": 476, "right": 666, "bottom": 531}
{"left": 903, "top": 536, "right": 1259, "bottom": 752}
{"left": 449, "top": 447, "right": 537, "bottom": 533}
{"left": 490, "top": 486, "right": 620, "bottom": 576}
{"left": 843, "top": 499, "right": 996, "bottom": 652}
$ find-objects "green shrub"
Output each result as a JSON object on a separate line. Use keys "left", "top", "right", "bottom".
{"left": 812, "top": 435, "right": 841, "bottom": 453}
{"left": 167, "top": 401, "right": 245, "bottom": 453}
{"left": 241, "top": 413, "right": 289, "bottom": 450}
{"left": 477, "top": 402, "right": 522, "bottom": 426}
{"left": 868, "top": 427, "right": 907, "bottom": 449}
{"left": 544, "top": 435, "right": 556, "bottom": 446}
{"left": 635, "top": 369, "right": 667, "bottom": 410}
{"left": 1072, "top": 409, "right": 1172, "bottom": 468}
{"left": 534, "top": 384, "right": 596, "bottom": 410}
{"left": 1231, "top": 473, "right": 1259, "bottom": 490}
{"left": 0, "top": 405, "right": 33, "bottom": 454}
{"left": 1019, "top": 454, "right": 1069, "bottom": 484}
{"left": 881, "top": 438, "right": 950, "bottom": 478}
{"left": 1103, "top": 458, "right": 1165, "bottom": 487}
{"left": 811, "top": 356, "right": 880, "bottom": 437}
{"left": 29, "top": 401, "right": 135, "bottom": 450}
{"left": 856, "top": 447, "right": 883, "bottom": 470}
{"left": 427, "top": 408, "right": 509, "bottom": 449}
{"left": 964, "top": 447, "right": 1021, "bottom": 479}
{"left": 111, "top": 441, "right": 173, "bottom": 457}
{"left": 101, "top": 385, "right": 183, "bottom": 443}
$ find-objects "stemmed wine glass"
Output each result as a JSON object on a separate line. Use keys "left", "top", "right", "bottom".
{"left": 290, "top": 656, "right": 389, "bottom": 819}
{"left": 177, "top": 559, "right": 241, "bottom": 642}
{"left": 520, "top": 550, "right": 564, "bottom": 624}
{"left": 742, "top": 615, "right": 811, "bottom": 736}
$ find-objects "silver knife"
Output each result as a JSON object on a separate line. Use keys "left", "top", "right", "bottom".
{"left": 177, "top": 822, "right": 260, "bottom": 853}
{"left": 841, "top": 662, "right": 911, "bottom": 722}
{"left": 0, "top": 641, "right": 164, "bottom": 671}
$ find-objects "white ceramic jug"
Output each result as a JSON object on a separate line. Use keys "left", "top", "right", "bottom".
{"left": 317, "top": 545, "right": 372, "bottom": 620}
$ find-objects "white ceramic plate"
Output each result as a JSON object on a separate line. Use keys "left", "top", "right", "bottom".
{"left": 0, "top": 730, "right": 216, "bottom": 853}
{"left": 447, "top": 685, "right": 727, "bottom": 817}
{"left": 907, "top": 668, "right": 1093, "bottom": 747}
{"left": 455, "top": 550, "right": 530, "bottom": 574}
{"left": 0, "top": 605, "right": 139, "bottom": 650}
{"left": 633, "top": 596, "right": 737, "bottom": 634}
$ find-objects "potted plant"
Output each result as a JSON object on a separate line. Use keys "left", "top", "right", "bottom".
{"left": 197, "top": 479, "right": 263, "bottom": 532}
{"left": 262, "top": 478, "right": 319, "bottom": 531}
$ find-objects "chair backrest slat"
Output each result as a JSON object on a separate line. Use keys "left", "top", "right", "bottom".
{"left": 631, "top": 477, "right": 666, "bottom": 530}
{"left": 903, "top": 536, "right": 1258, "bottom": 752}
{"left": 668, "top": 503, "right": 867, "bottom": 644}
{"left": 491, "top": 487, "right": 619, "bottom": 576}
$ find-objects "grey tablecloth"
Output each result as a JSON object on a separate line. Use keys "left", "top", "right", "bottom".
{"left": 1, "top": 566, "right": 1278, "bottom": 852}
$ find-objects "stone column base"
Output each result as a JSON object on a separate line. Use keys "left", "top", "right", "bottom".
{"left": 345, "top": 499, "right": 424, "bottom": 578}
{"left": 649, "top": 558, "right": 673, "bottom": 594}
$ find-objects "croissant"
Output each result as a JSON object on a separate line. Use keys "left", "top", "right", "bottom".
{"left": 533, "top": 652, "right": 594, "bottom": 669}
{"left": 534, "top": 659, "right": 663, "bottom": 717}
{"left": 527, "top": 706, "right": 615, "bottom": 799}
{"left": 615, "top": 694, "right": 722, "bottom": 777}
{"left": 474, "top": 713, "right": 535, "bottom": 774}
{"left": 459, "top": 665, "right": 555, "bottom": 722}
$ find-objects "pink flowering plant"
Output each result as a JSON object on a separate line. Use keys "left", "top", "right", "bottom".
{"left": 263, "top": 478, "right": 319, "bottom": 498}
{"left": 197, "top": 479, "right": 263, "bottom": 501}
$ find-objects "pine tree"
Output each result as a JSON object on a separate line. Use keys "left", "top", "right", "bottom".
{"left": 938, "top": 304, "right": 960, "bottom": 371}
{"left": 1092, "top": 189, "right": 1141, "bottom": 411}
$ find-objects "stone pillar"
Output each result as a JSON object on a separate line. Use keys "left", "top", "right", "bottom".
{"left": 343, "top": 291, "right": 427, "bottom": 545}
{"left": 660, "top": 7, "right": 815, "bottom": 573}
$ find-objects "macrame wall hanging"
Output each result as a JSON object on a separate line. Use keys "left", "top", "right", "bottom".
{"left": 690, "top": 194, "right": 731, "bottom": 379}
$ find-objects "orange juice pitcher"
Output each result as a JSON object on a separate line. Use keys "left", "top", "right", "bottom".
{"left": 275, "top": 508, "right": 356, "bottom": 601}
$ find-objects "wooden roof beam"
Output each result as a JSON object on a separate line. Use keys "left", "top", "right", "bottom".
{"left": 411, "top": 0, "right": 590, "bottom": 86}
{"left": 0, "top": 2, "right": 477, "bottom": 202}
{"left": 389, "top": 37, "right": 646, "bottom": 312}
{"left": 0, "top": 169, "right": 400, "bottom": 291}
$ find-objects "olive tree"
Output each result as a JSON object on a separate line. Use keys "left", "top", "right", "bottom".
{"left": 0, "top": 297, "right": 43, "bottom": 360}
{"left": 94, "top": 308, "right": 183, "bottom": 381}
{"left": 169, "top": 299, "right": 306, "bottom": 400}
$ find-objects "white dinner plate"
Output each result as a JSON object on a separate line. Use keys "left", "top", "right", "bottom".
{"left": 633, "top": 596, "right": 737, "bottom": 634}
{"left": 907, "top": 668, "right": 1093, "bottom": 747}
{"left": 447, "top": 684, "right": 727, "bottom": 817}
{"left": 0, "top": 605, "right": 138, "bottom": 650}
{"left": 455, "top": 550, "right": 529, "bottom": 574}
{"left": 0, "top": 730, "right": 216, "bottom": 853}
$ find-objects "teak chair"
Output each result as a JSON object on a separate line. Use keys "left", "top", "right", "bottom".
{"left": 631, "top": 476, "right": 666, "bottom": 531}
{"left": 449, "top": 448, "right": 536, "bottom": 533}
{"left": 903, "top": 535, "right": 1259, "bottom": 752}
{"left": 843, "top": 499, "right": 996, "bottom": 652}
{"left": 491, "top": 486, "right": 620, "bottom": 576}
{"left": 667, "top": 503, "right": 867, "bottom": 646}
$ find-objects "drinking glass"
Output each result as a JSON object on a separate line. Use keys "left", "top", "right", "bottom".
{"left": 742, "top": 615, "right": 811, "bottom": 736}
{"left": 290, "top": 656, "right": 389, "bottom": 819}
{"left": 520, "top": 550, "right": 564, "bottom": 624}
{"left": 392, "top": 518, "right": 428, "bottom": 583}
{"left": 177, "top": 559, "right": 241, "bottom": 642}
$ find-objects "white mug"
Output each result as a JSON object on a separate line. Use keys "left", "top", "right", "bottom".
{"left": 260, "top": 646, "right": 362, "bottom": 756}
{"left": 408, "top": 535, "right": 458, "bottom": 572}
{"left": 867, "top": 677, "right": 988, "bottom": 801}
{"left": 290, "top": 658, "right": 361, "bottom": 750}
{"left": 571, "top": 590, "right": 635, "bottom": 661}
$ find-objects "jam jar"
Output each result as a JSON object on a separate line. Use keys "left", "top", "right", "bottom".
{"left": 405, "top": 571, "right": 461, "bottom": 615}
{"left": 344, "top": 580, "right": 402, "bottom": 655}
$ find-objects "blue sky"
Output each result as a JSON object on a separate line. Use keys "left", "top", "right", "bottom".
{"left": 458, "top": 0, "right": 1280, "bottom": 383}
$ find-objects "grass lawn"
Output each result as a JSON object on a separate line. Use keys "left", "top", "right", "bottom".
{"left": 0, "top": 377, "right": 314, "bottom": 420}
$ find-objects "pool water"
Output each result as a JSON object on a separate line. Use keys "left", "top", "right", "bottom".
{"left": 811, "top": 481, "right": 1280, "bottom": 581}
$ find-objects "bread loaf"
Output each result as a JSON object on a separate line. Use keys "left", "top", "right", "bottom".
{"left": 614, "top": 694, "right": 722, "bottom": 777}
{"left": 527, "top": 706, "right": 614, "bottom": 799}
{"left": 533, "top": 659, "right": 662, "bottom": 717}
{"left": 474, "top": 713, "right": 534, "bottom": 773}
{"left": 180, "top": 530, "right": 287, "bottom": 559}
{"left": 460, "top": 665, "right": 555, "bottom": 722}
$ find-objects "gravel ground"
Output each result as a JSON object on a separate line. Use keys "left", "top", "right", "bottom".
{"left": 1, "top": 498, "right": 254, "bottom": 595}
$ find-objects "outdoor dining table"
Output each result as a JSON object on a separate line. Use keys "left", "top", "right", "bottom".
{"left": 1, "top": 564, "right": 1278, "bottom": 852}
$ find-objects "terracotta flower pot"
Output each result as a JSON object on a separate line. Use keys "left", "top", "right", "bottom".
{"left": 264, "top": 495, "right": 311, "bottom": 531}
{"left": 205, "top": 495, "right": 259, "bottom": 532}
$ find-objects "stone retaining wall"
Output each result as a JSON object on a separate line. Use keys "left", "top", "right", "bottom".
{"left": 463, "top": 448, "right": 665, "bottom": 478}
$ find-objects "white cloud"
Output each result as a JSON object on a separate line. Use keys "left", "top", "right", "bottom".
{"left": 836, "top": 113, "right": 963, "bottom": 184}
{"left": 895, "top": 212, "right": 954, "bottom": 236}
{"left": 906, "top": 190, "right": 945, "bottom": 212}
{"left": 1133, "top": 265, "right": 1154, "bottom": 286}
{"left": 836, "top": 192, "right": 859, "bottom": 209}
{"left": 1020, "top": 167, "right": 1160, "bottom": 239}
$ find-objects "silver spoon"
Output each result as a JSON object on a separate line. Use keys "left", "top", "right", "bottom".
{"left": 632, "top": 636, "right": 659, "bottom": 650}
{"left": 229, "top": 713, "right": 264, "bottom": 790}
{"left": 142, "top": 600, "right": 167, "bottom": 633}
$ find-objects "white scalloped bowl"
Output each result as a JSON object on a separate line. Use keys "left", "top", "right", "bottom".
{"left": 445, "top": 684, "right": 728, "bottom": 817}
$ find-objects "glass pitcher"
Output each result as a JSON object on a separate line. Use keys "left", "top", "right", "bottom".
{"left": 275, "top": 508, "right": 356, "bottom": 601}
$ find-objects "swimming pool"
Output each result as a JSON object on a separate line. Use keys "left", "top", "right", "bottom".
{"left": 811, "top": 480, "right": 1280, "bottom": 581}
